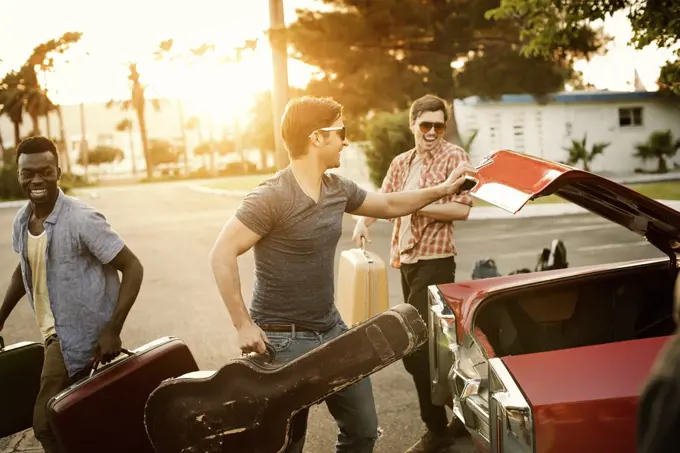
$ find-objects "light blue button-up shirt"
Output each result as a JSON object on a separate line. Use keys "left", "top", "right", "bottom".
{"left": 12, "top": 189, "right": 124, "bottom": 377}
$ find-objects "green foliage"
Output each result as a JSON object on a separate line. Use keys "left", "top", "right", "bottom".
{"left": 658, "top": 59, "right": 680, "bottom": 95}
{"left": 77, "top": 145, "right": 124, "bottom": 167}
{"left": 116, "top": 118, "right": 133, "bottom": 132}
{"left": 3, "top": 147, "right": 15, "bottom": 165}
{"left": 193, "top": 140, "right": 235, "bottom": 156}
{"left": 242, "top": 88, "right": 307, "bottom": 152}
{"left": 563, "top": 134, "right": 610, "bottom": 172}
{"left": 461, "top": 130, "right": 479, "bottom": 153}
{"left": 148, "top": 140, "right": 179, "bottom": 167}
{"left": 0, "top": 165, "right": 23, "bottom": 200}
{"left": 634, "top": 130, "right": 680, "bottom": 174}
{"left": 486, "top": 0, "right": 680, "bottom": 59}
{"left": 362, "top": 110, "right": 414, "bottom": 188}
{"left": 0, "top": 32, "right": 82, "bottom": 144}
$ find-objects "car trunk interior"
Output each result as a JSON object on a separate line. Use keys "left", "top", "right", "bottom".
{"left": 475, "top": 262, "right": 678, "bottom": 357}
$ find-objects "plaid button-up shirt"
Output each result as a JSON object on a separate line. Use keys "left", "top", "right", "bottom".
{"left": 379, "top": 141, "right": 473, "bottom": 269}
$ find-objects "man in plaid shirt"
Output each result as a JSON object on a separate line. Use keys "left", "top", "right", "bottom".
{"left": 353, "top": 94, "right": 473, "bottom": 453}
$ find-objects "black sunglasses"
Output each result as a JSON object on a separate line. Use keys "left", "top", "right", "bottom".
{"left": 419, "top": 122, "right": 446, "bottom": 135}
{"left": 312, "top": 126, "right": 346, "bottom": 141}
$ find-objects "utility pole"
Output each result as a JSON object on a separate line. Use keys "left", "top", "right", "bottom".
{"left": 269, "top": 0, "right": 290, "bottom": 169}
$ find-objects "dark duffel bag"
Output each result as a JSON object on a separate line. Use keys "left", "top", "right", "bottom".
{"left": 0, "top": 335, "right": 44, "bottom": 438}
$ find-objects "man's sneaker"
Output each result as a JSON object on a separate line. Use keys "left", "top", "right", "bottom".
{"left": 404, "top": 428, "right": 454, "bottom": 453}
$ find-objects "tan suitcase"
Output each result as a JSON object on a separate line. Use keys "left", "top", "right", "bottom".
{"left": 336, "top": 241, "right": 389, "bottom": 326}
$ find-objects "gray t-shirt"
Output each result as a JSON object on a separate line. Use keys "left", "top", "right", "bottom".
{"left": 234, "top": 168, "right": 368, "bottom": 331}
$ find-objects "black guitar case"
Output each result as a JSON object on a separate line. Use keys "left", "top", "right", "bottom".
{"left": 0, "top": 335, "right": 45, "bottom": 438}
{"left": 144, "top": 303, "right": 428, "bottom": 453}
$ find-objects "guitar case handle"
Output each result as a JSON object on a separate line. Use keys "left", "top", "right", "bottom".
{"left": 242, "top": 342, "right": 276, "bottom": 363}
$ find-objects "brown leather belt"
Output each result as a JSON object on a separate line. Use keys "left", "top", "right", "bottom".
{"left": 259, "top": 324, "right": 313, "bottom": 333}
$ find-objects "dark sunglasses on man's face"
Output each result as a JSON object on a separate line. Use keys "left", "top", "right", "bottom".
{"left": 419, "top": 122, "right": 446, "bottom": 135}
{"left": 314, "top": 126, "right": 346, "bottom": 141}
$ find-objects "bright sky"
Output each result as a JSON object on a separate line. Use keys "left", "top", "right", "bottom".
{"left": 0, "top": 1, "right": 676, "bottom": 125}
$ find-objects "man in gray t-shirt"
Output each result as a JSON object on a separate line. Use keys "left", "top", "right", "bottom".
{"left": 210, "top": 96, "right": 476, "bottom": 453}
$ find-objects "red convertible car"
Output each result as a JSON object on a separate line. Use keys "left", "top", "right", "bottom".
{"left": 428, "top": 150, "right": 680, "bottom": 453}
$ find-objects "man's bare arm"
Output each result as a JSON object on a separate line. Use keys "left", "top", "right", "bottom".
{"left": 351, "top": 188, "right": 449, "bottom": 219}
{"left": 418, "top": 202, "right": 471, "bottom": 222}
{"left": 0, "top": 264, "right": 25, "bottom": 330}
{"left": 209, "top": 216, "right": 262, "bottom": 330}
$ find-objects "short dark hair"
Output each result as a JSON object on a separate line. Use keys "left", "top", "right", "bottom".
{"left": 16, "top": 136, "right": 59, "bottom": 165}
{"left": 409, "top": 94, "right": 449, "bottom": 125}
{"left": 281, "top": 96, "right": 343, "bottom": 159}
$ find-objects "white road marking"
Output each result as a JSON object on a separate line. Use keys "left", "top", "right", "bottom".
{"left": 457, "top": 223, "right": 618, "bottom": 244}
{"left": 577, "top": 241, "right": 653, "bottom": 252}
{"left": 493, "top": 241, "right": 653, "bottom": 259}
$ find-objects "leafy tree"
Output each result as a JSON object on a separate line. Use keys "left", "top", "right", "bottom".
{"left": 487, "top": 0, "right": 680, "bottom": 93}
{"left": 242, "top": 88, "right": 305, "bottom": 168}
{"left": 658, "top": 59, "right": 680, "bottom": 96}
{"left": 488, "top": 0, "right": 679, "bottom": 55}
{"left": 563, "top": 134, "right": 610, "bottom": 172}
{"left": 24, "top": 31, "right": 82, "bottom": 172}
{"left": 362, "top": 110, "right": 414, "bottom": 188}
{"left": 193, "top": 139, "right": 235, "bottom": 156}
{"left": 634, "top": 130, "right": 680, "bottom": 174}
{"left": 148, "top": 140, "right": 179, "bottom": 167}
{"left": 286, "top": 0, "right": 603, "bottom": 144}
{"left": 0, "top": 32, "right": 81, "bottom": 170}
{"left": 77, "top": 145, "right": 124, "bottom": 167}
{"left": 0, "top": 72, "right": 24, "bottom": 145}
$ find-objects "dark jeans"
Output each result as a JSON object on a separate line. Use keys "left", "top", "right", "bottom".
{"left": 261, "top": 320, "right": 379, "bottom": 453}
{"left": 33, "top": 335, "right": 88, "bottom": 453}
{"left": 400, "top": 256, "right": 456, "bottom": 434}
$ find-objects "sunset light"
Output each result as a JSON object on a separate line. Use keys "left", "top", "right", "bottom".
{"left": 0, "top": 0, "right": 319, "bottom": 123}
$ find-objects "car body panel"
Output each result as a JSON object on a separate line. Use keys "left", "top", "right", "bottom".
{"left": 469, "top": 150, "right": 680, "bottom": 263}
{"left": 501, "top": 336, "right": 671, "bottom": 453}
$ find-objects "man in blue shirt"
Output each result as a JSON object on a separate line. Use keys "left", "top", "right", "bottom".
{"left": 0, "top": 136, "right": 144, "bottom": 453}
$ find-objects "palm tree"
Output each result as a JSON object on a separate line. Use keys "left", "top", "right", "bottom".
{"left": 25, "top": 32, "right": 82, "bottom": 173}
{"left": 107, "top": 63, "right": 160, "bottom": 179}
{"left": 634, "top": 130, "right": 680, "bottom": 174}
{"left": 21, "top": 65, "right": 53, "bottom": 136}
{"left": 0, "top": 71, "right": 26, "bottom": 145}
{"left": 563, "top": 134, "right": 610, "bottom": 172}
{"left": 116, "top": 118, "right": 137, "bottom": 176}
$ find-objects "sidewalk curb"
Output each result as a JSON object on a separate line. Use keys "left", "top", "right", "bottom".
{"left": 0, "top": 200, "right": 27, "bottom": 210}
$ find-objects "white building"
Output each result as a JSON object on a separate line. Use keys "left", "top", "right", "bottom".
{"left": 454, "top": 90, "right": 680, "bottom": 174}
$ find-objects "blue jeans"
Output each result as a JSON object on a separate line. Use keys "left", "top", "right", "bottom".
{"left": 262, "top": 320, "right": 379, "bottom": 453}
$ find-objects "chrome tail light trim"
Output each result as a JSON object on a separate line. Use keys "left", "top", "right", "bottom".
{"left": 427, "top": 285, "right": 456, "bottom": 406}
{"left": 488, "top": 357, "right": 534, "bottom": 453}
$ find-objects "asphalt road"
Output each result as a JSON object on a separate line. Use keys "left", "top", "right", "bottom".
{"left": 0, "top": 182, "right": 666, "bottom": 453}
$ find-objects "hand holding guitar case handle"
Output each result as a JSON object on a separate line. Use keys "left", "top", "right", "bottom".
{"left": 144, "top": 304, "right": 428, "bottom": 453}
